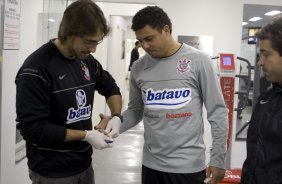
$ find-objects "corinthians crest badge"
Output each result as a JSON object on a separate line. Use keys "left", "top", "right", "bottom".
{"left": 177, "top": 59, "right": 191, "bottom": 73}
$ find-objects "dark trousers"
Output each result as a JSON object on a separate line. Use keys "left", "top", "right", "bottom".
{"left": 29, "top": 164, "right": 94, "bottom": 184}
{"left": 142, "top": 165, "right": 206, "bottom": 184}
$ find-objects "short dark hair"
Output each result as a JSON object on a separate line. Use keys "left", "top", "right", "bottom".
{"left": 58, "top": 0, "right": 110, "bottom": 43}
{"left": 131, "top": 6, "right": 172, "bottom": 33}
{"left": 255, "top": 15, "right": 282, "bottom": 56}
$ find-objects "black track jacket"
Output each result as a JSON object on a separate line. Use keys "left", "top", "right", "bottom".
{"left": 241, "top": 84, "right": 282, "bottom": 184}
{"left": 16, "top": 40, "right": 121, "bottom": 178}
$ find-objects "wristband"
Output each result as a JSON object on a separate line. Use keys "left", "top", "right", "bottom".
{"left": 112, "top": 113, "right": 123, "bottom": 123}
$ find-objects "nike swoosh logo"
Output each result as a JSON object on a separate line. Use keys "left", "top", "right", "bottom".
{"left": 259, "top": 100, "right": 269, "bottom": 104}
{"left": 59, "top": 74, "right": 66, "bottom": 80}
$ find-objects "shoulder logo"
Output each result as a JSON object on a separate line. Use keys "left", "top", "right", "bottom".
{"left": 177, "top": 59, "right": 191, "bottom": 74}
{"left": 59, "top": 74, "right": 66, "bottom": 80}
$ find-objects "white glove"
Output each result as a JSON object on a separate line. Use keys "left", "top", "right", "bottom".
{"left": 83, "top": 130, "right": 113, "bottom": 150}
{"left": 104, "top": 116, "right": 121, "bottom": 138}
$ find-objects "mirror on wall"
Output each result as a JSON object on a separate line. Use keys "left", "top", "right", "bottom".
{"left": 236, "top": 4, "right": 282, "bottom": 141}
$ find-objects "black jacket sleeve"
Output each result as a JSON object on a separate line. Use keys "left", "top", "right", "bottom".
{"left": 16, "top": 67, "right": 66, "bottom": 146}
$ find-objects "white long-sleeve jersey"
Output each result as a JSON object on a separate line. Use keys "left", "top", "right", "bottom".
{"left": 121, "top": 43, "right": 228, "bottom": 173}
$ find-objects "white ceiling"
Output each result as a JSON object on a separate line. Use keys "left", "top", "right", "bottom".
{"left": 243, "top": 4, "right": 282, "bottom": 28}
{"left": 99, "top": 2, "right": 282, "bottom": 29}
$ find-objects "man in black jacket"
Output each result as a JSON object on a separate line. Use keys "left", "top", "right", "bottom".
{"left": 15, "top": 0, "right": 122, "bottom": 183}
{"left": 241, "top": 15, "right": 282, "bottom": 184}
{"left": 128, "top": 41, "right": 141, "bottom": 71}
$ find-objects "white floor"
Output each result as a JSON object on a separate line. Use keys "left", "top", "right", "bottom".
{"left": 92, "top": 123, "right": 144, "bottom": 184}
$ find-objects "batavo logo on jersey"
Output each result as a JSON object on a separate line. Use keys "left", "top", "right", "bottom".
{"left": 67, "top": 89, "right": 91, "bottom": 124}
{"left": 166, "top": 112, "right": 192, "bottom": 119}
{"left": 143, "top": 88, "right": 192, "bottom": 109}
{"left": 177, "top": 58, "right": 191, "bottom": 74}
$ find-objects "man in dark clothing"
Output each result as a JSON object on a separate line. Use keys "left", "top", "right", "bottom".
{"left": 241, "top": 15, "right": 282, "bottom": 184}
{"left": 128, "top": 41, "right": 141, "bottom": 71}
{"left": 15, "top": 0, "right": 122, "bottom": 183}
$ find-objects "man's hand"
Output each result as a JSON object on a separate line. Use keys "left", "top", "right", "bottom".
{"left": 95, "top": 113, "right": 111, "bottom": 131}
{"left": 82, "top": 130, "right": 113, "bottom": 150}
{"left": 206, "top": 166, "right": 225, "bottom": 184}
{"left": 104, "top": 116, "right": 121, "bottom": 138}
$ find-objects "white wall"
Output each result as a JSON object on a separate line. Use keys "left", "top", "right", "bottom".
{"left": 2, "top": 1, "right": 282, "bottom": 183}
{"left": 1, "top": 50, "right": 30, "bottom": 184}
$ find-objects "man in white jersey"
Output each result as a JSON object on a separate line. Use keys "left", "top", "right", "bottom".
{"left": 97, "top": 5, "right": 228, "bottom": 184}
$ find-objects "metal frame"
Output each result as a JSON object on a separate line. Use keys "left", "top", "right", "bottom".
{"left": 234, "top": 57, "right": 252, "bottom": 141}
{"left": 212, "top": 56, "right": 252, "bottom": 141}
